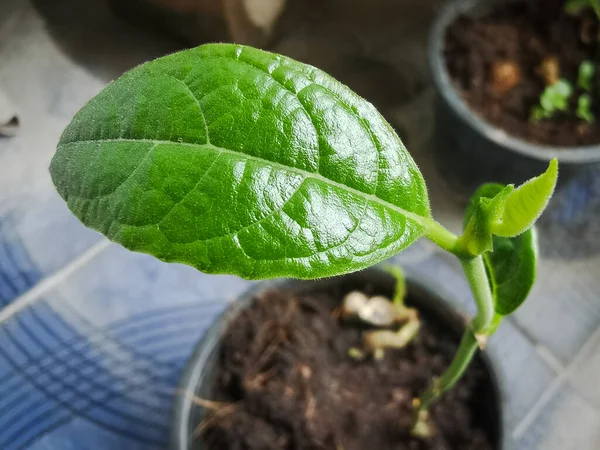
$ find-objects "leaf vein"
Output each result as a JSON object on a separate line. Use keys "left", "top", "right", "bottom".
{"left": 157, "top": 151, "right": 223, "bottom": 230}
{"left": 57, "top": 139, "right": 428, "bottom": 229}
{"left": 166, "top": 74, "right": 211, "bottom": 145}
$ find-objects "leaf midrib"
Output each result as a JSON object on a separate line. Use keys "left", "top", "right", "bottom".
{"left": 57, "top": 137, "right": 431, "bottom": 229}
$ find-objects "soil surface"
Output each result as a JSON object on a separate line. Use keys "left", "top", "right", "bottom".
{"left": 198, "top": 282, "right": 496, "bottom": 450}
{"left": 445, "top": 0, "right": 600, "bottom": 147}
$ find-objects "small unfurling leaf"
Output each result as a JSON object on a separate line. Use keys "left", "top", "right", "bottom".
{"left": 491, "top": 159, "right": 558, "bottom": 238}
{"left": 530, "top": 79, "right": 573, "bottom": 122}
{"left": 577, "top": 60, "right": 595, "bottom": 92}
{"left": 577, "top": 94, "right": 595, "bottom": 123}
{"left": 464, "top": 184, "right": 539, "bottom": 316}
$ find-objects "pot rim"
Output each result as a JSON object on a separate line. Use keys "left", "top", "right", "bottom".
{"left": 171, "top": 267, "right": 506, "bottom": 450}
{"left": 429, "top": 0, "right": 600, "bottom": 164}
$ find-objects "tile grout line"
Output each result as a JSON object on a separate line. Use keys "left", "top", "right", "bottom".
{"left": 507, "top": 315, "right": 567, "bottom": 372}
{"left": 512, "top": 324, "right": 600, "bottom": 440}
{"left": 0, "top": 238, "right": 111, "bottom": 324}
{"left": 563, "top": 325, "right": 600, "bottom": 400}
{"left": 534, "top": 344, "right": 566, "bottom": 375}
{"left": 512, "top": 375, "right": 564, "bottom": 440}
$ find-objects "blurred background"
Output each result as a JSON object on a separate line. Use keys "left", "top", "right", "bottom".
{"left": 0, "top": 0, "right": 599, "bottom": 449}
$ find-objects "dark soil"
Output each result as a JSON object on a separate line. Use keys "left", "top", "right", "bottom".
{"left": 198, "top": 282, "right": 496, "bottom": 450}
{"left": 445, "top": 0, "right": 600, "bottom": 147}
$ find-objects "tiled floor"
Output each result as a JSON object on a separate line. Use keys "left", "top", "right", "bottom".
{"left": 1, "top": 0, "right": 599, "bottom": 449}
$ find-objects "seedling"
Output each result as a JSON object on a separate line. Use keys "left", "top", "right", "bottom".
{"left": 578, "top": 93, "right": 595, "bottom": 122}
{"left": 577, "top": 61, "right": 596, "bottom": 122}
{"left": 530, "top": 79, "right": 573, "bottom": 121}
{"left": 342, "top": 267, "right": 420, "bottom": 359}
{"left": 536, "top": 0, "right": 600, "bottom": 124}
{"left": 578, "top": 60, "right": 595, "bottom": 91}
{"left": 49, "top": 44, "right": 558, "bottom": 437}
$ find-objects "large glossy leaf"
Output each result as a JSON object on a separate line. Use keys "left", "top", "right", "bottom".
{"left": 50, "top": 44, "right": 430, "bottom": 280}
{"left": 465, "top": 184, "right": 538, "bottom": 316}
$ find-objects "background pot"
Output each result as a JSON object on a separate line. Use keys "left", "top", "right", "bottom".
{"left": 170, "top": 268, "right": 505, "bottom": 450}
{"left": 107, "top": 0, "right": 292, "bottom": 48}
{"left": 428, "top": 0, "right": 600, "bottom": 196}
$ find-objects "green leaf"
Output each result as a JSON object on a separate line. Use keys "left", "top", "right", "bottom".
{"left": 466, "top": 184, "right": 538, "bottom": 316}
{"left": 577, "top": 94, "right": 595, "bottom": 123}
{"left": 577, "top": 61, "right": 595, "bottom": 92}
{"left": 487, "top": 313, "right": 504, "bottom": 335}
{"left": 485, "top": 228, "right": 537, "bottom": 315}
{"left": 491, "top": 159, "right": 558, "bottom": 237}
{"left": 530, "top": 105, "right": 552, "bottom": 122}
{"left": 532, "top": 80, "right": 573, "bottom": 121}
{"left": 461, "top": 184, "right": 514, "bottom": 255}
{"left": 544, "top": 79, "right": 572, "bottom": 112}
{"left": 49, "top": 44, "right": 430, "bottom": 280}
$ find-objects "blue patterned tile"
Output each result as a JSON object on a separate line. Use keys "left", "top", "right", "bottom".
{"left": 0, "top": 215, "right": 43, "bottom": 305}
{"left": 0, "top": 243, "right": 251, "bottom": 449}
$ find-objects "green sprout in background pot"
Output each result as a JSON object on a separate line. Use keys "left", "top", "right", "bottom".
{"left": 531, "top": 0, "right": 600, "bottom": 124}
{"left": 577, "top": 60, "right": 595, "bottom": 91}
{"left": 530, "top": 61, "right": 597, "bottom": 124}
{"left": 49, "top": 44, "right": 558, "bottom": 437}
{"left": 577, "top": 60, "right": 596, "bottom": 122}
{"left": 530, "top": 79, "right": 573, "bottom": 121}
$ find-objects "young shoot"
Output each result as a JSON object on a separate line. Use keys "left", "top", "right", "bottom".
{"left": 384, "top": 264, "right": 407, "bottom": 306}
{"left": 577, "top": 93, "right": 595, "bottom": 122}
{"left": 578, "top": 60, "right": 595, "bottom": 91}
{"left": 530, "top": 79, "right": 573, "bottom": 121}
{"left": 577, "top": 61, "right": 596, "bottom": 123}
{"left": 342, "top": 267, "right": 420, "bottom": 359}
{"left": 49, "top": 44, "right": 558, "bottom": 439}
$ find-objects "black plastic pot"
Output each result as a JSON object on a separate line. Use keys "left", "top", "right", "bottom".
{"left": 171, "top": 268, "right": 505, "bottom": 450}
{"left": 429, "top": 0, "right": 600, "bottom": 196}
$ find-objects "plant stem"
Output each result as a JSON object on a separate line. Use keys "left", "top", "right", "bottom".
{"left": 424, "top": 219, "right": 459, "bottom": 254}
{"left": 417, "top": 330, "right": 478, "bottom": 413}
{"left": 423, "top": 219, "right": 495, "bottom": 334}
{"left": 461, "top": 256, "right": 495, "bottom": 334}
{"left": 412, "top": 247, "right": 495, "bottom": 436}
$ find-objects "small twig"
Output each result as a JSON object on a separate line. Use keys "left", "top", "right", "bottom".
{"left": 175, "top": 391, "right": 239, "bottom": 437}
{"left": 194, "top": 403, "right": 239, "bottom": 436}
{"left": 189, "top": 395, "right": 234, "bottom": 411}
{"left": 192, "top": 395, "right": 239, "bottom": 438}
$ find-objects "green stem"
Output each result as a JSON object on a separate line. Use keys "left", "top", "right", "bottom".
{"left": 413, "top": 230, "right": 496, "bottom": 436}
{"left": 414, "top": 329, "right": 478, "bottom": 424}
{"left": 422, "top": 219, "right": 495, "bottom": 334}
{"left": 423, "top": 219, "right": 459, "bottom": 254}
{"left": 461, "top": 257, "right": 495, "bottom": 334}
